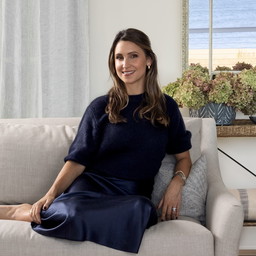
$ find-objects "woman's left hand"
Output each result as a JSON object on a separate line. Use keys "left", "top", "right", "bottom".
{"left": 158, "top": 176, "right": 183, "bottom": 221}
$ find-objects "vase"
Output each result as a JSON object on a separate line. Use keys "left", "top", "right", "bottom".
{"left": 249, "top": 116, "right": 256, "bottom": 124}
{"left": 189, "top": 102, "right": 236, "bottom": 126}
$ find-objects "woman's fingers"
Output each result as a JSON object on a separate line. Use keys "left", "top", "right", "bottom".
{"left": 33, "top": 204, "right": 42, "bottom": 224}
{"left": 159, "top": 199, "right": 176, "bottom": 221}
{"left": 30, "top": 201, "right": 43, "bottom": 224}
{"left": 160, "top": 201, "right": 168, "bottom": 221}
{"left": 43, "top": 197, "right": 54, "bottom": 211}
{"left": 30, "top": 196, "right": 55, "bottom": 224}
{"left": 171, "top": 205, "right": 179, "bottom": 220}
{"left": 159, "top": 193, "right": 181, "bottom": 221}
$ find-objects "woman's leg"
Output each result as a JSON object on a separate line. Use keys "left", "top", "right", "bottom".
{"left": 0, "top": 204, "right": 33, "bottom": 222}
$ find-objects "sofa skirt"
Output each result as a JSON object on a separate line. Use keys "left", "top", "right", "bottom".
{"left": 31, "top": 171, "right": 158, "bottom": 253}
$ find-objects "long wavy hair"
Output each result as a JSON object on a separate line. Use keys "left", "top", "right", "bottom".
{"left": 106, "top": 28, "right": 169, "bottom": 127}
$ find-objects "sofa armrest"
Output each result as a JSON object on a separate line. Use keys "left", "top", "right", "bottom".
{"left": 206, "top": 180, "right": 244, "bottom": 256}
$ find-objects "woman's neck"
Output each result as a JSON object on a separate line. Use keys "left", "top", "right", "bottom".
{"left": 125, "top": 85, "right": 145, "bottom": 96}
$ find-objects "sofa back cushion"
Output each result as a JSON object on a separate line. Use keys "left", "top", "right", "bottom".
{"left": 0, "top": 123, "right": 77, "bottom": 204}
{"left": 183, "top": 117, "right": 202, "bottom": 164}
{"left": 0, "top": 117, "right": 202, "bottom": 204}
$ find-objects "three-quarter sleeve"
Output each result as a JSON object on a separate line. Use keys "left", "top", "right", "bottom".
{"left": 64, "top": 107, "right": 100, "bottom": 168}
{"left": 165, "top": 95, "right": 192, "bottom": 154}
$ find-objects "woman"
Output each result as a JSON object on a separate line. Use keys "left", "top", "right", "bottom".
{"left": 0, "top": 28, "right": 192, "bottom": 253}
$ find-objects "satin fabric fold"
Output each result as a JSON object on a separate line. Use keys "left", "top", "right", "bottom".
{"left": 32, "top": 172, "right": 158, "bottom": 253}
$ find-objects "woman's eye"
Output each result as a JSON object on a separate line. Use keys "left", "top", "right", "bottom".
{"left": 131, "top": 54, "right": 138, "bottom": 59}
{"left": 115, "top": 55, "right": 123, "bottom": 60}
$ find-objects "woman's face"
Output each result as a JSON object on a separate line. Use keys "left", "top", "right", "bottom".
{"left": 114, "top": 40, "right": 151, "bottom": 95}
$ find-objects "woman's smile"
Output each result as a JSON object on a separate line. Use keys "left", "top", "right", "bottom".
{"left": 122, "top": 70, "right": 135, "bottom": 76}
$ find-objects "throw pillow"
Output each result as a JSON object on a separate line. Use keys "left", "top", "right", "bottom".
{"left": 151, "top": 154, "right": 208, "bottom": 224}
{"left": 229, "top": 188, "right": 256, "bottom": 221}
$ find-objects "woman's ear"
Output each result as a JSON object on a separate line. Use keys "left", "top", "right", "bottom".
{"left": 146, "top": 57, "right": 152, "bottom": 70}
{"left": 146, "top": 57, "right": 152, "bottom": 67}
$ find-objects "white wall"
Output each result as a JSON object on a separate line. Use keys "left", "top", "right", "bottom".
{"left": 218, "top": 137, "right": 256, "bottom": 189}
{"left": 88, "top": 0, "right": 183, "bottom": 100}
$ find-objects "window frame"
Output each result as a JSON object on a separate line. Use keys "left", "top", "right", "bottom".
{"left": 183, "top": 0, "right": 256, "bottom": 74}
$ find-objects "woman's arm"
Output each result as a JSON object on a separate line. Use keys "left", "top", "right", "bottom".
{"left": 158, "top": 150, "right": 192, "bottom": 221}
{"left": 30, "top": 160, "right": 85, "bottom": 224}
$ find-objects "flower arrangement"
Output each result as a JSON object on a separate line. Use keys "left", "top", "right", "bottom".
{"left": 163, "top": 63, "right": 256, "bottom": 115}
{"left": 238, "top": 68, "right": 256, "bottom": 115}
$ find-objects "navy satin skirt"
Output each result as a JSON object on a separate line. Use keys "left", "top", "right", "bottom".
{"left": 31, "top": 171, "right": 158, "bottom": 253}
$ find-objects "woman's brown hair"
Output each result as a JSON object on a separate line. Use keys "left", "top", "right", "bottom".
{"left": 106, "top": 28, "right": 169, "bottom": 127}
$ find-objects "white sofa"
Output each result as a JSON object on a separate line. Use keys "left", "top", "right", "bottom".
{"left": 0, "top": 117, "right": 244, "bottom": 256}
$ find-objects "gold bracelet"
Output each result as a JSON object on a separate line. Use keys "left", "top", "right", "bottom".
{"left": 173, "top": 170, "right": 186, "bottom": 185}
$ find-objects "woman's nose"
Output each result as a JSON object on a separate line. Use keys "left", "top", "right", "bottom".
{"left": 122, "top": 58, "right": 130, "bottom": 68}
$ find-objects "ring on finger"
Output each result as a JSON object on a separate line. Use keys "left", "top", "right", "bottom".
{"left": 172, "top": 207, "right": 177, "bottom": 212}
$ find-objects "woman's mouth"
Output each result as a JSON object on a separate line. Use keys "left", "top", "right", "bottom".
{"left": 122, "top": 71, "right": 135, "bottom": 76}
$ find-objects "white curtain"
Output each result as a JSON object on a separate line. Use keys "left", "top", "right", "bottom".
{"left": 0, "top": 0, "right": 89, "bottom": 118}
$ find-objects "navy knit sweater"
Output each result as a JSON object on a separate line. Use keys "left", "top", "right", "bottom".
{"left": 64, "top": 94, "right": 191, "bottom": 180}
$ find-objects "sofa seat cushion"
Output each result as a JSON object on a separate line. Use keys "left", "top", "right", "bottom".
{"left": 0, "top": 219, "right": 214, "bottom": 256}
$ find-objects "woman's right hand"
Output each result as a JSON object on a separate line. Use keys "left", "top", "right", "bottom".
{"left": 30, "top": 194, "right": 55, "bottom": 224}
{"left": 29, "top": 161, "right": 85, "bottom": 224}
